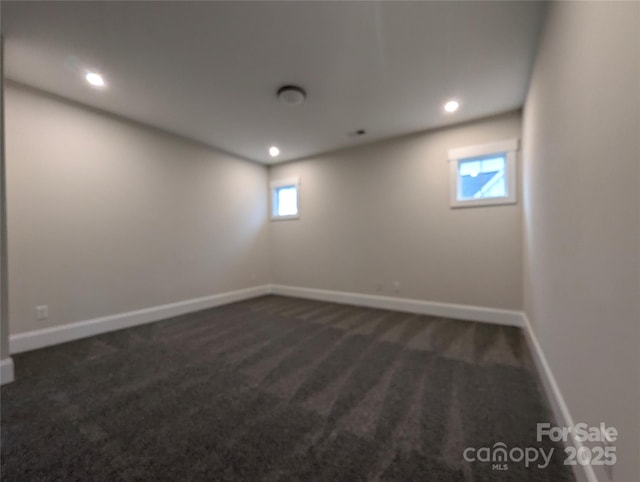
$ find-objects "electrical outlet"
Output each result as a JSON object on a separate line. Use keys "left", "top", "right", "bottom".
{"left": 36, "top": 305, "right": 48, "bottom": 321}
{"left": 393, "top": 281, "right": 401, "bottom": 294}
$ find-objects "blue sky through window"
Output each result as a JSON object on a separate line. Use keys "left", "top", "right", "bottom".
{"left": 458, "top": 155, "right": 506, "bottom": 200}
{"left": 276, "top": 186, "right": 298, "bottom": 216}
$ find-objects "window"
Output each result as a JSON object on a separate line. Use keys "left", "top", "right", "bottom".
{"left": 271, "top": 177, "right": 300, "bottom": 220}
{"left": 448, "top": 139, "right": 518, "bottom": 208}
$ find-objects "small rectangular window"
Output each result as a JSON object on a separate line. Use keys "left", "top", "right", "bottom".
{"left": 449, "top": 139, "right": 518, "bottom": 208}
{"left": 271, "top": 177, "right": 300, "bottom": 220}
{"left": 457, "top": 154, "right": 507, "bottom": 201}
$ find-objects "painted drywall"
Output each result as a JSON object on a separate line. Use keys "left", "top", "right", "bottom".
{"left": 5, "top": 83, "right": 270, "bottom": 335}
{"left": 522, "top": 3, "right": 639, "bottom": 481}
{"left": 1, "top": 38, "right": 10, "bottom": 364}
{"left": 269, "top": 111, "right": 523, "bottom": 310}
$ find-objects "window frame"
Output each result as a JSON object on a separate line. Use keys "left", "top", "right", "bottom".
{"left": 270, "top": 177, "right": 300, "bottom": 221}
{"left": 448, "top": 139, "right": 519, "bottom": 208}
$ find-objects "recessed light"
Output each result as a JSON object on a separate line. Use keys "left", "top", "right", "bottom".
{"left": 269, "top": 146, "right": 280, "bottom": 157}
{"left": 444, "top": 100, "right": 460, "bottom": 113}
{"left": 86, "top": 72, "right": 105, "bottom": 87}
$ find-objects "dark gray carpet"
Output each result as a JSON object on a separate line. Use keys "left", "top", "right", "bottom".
{"left": 1, "top": 295, "right": 574, "bottom": 481}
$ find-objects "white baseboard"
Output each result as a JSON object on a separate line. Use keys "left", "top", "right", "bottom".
{"left": 9, "top": 285, "right": 271, "bottom": 354}
{"left": 8, "top": 284, "right": 523, "bottom": 355}
{"left": 269, "top": 284, "right": 524, "bottom": 327}
{"left": 521, "top": 313, "right": 596, "bottom": 482}
{"left": 1, "top": 357, "right": 15, "bottom": 385}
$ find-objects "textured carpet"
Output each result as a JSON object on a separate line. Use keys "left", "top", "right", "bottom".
{"left": 1, "top": 295, "right": 574, "bottom": 481}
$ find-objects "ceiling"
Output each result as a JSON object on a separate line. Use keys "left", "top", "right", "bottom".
{"left": 2, "top": 1, "right": 546, "bottom": 164}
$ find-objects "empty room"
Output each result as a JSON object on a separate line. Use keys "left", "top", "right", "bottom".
{"left": 0, "top": 1, "right": 638, "bottom": 481}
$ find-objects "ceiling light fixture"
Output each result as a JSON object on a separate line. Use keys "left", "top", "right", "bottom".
{"left": 444, "top": 99, "right": 460, "bottom": 113}
{"left": 269, "top": 146, "right": 280, "bottom": 157}
{"left": 277, "top": 85, "right": 306, "bottom": 106}
{"left": 85, "top": 72, "right": 105, "bottom": 87}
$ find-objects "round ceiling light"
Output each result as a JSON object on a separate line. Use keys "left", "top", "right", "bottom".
{"left": 85, "top": 72, "right": 105, "bottom": 87}
{"left": 277, "top": 85, "right": 306, "bottom": 106}
{"left": 444, "top": 99, "right": 460, "bottom": 113}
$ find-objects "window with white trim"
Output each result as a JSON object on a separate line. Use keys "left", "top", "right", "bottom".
{"left": 448, "top": 139, "right": 518, "bottom": 208}
{"left": 271, "top": 177, "right": 300, "bottom": 220}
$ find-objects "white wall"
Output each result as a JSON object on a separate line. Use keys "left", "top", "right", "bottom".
{"left": 270, "top": 111, "right": 523, "bottom": 310}
{"left": 6, "top": 83, "right": 270, "bottom": 335}
{"left": 1, "top": 38, "right": 11, "bottom": 367}
{"left": 522, "top": 3, "right": 639, "bottom": 481}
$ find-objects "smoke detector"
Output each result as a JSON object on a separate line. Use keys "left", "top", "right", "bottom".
{"left": 277, "top": 85, "right": 306, "bottom": 106}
